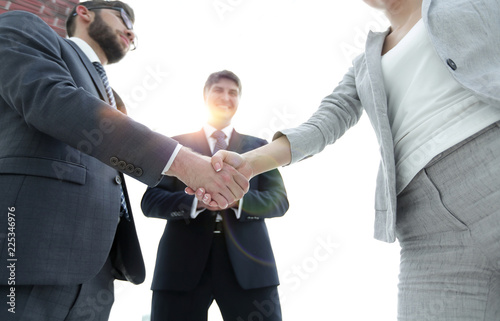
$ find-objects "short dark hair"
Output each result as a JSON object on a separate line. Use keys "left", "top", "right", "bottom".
{"left": 203, "top": 70, "right": 242, "bottom": 100}
{"left": 66, "top": 1, "right": 135, "bottom": 37}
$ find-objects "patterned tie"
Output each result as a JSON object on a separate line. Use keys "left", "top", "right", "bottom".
{"left": 211, "top": 130, "right": 228, "bottom": 224}
{"left": 92, "top": 62, "right": 129, "bottom": 221}
{"left": 211, "top": 130, "right": 227, "bottom": 155}
{"left": 92, "top": 62, "right": 116, "bottom": 108}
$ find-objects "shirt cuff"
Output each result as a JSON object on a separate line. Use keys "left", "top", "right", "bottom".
{"left": 162, "top": 144, "right": 183, "bottom": 174}
{"left": 232, "top": 197, "right": 243, "bottom": 219}
{"left": 191, "top": 197, "right": 205, "bottom": 219}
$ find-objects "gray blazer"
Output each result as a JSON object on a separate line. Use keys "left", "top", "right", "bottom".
{"left": 277, "top": 0, "right": 500, "bottom": 242}
{"left": 0, "top": 11, "right": 178, "bottom": 285}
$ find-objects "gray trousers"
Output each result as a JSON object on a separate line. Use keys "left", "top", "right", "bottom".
{"left": 396, "top": 121, "right": 500, "bottom": 321}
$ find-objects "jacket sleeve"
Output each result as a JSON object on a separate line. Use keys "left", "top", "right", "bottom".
{"left": 238, "top": 167, "right": 289, "bottom": 221}
{"left": 141, "top": 175, "right": 195, "bottom": 221}
{"left": 0, "top": 11, "right": 177, "bottom": 186}
{"left": 275, "top": 63, "right": 363, "bottom": 164}
{"left": 236, "top": 137, "right": 289, "bottom": 221}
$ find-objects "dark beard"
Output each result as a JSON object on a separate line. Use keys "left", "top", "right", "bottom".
{"left": 88, "top": 12, "right": 126, "bottom": 64}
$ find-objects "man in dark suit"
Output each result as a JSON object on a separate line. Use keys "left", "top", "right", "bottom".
{"left": 141, "top": 70, "right": 289, "bottom": 321}
{"left": 0, "top": 3, "right": 248, "bottom": 320}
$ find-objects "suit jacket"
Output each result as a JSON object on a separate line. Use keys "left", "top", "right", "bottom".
{"left": 0, "top": 11, "right": 179, "bottom": 285}
{"left": 141, "top": 129, "right": 289, "bottom": 291}
{"left": 277, "top": 0, "right": 500, "bottom": 243}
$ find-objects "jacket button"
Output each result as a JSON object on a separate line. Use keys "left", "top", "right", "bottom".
{"left": 446, "top": 58, "right": 457, "bottom": 70}
{"left": 115, "top": 175, "right": 122, "bottom": 185}
{"left": 125, "top": 164, "right": 135, "bottom": 173}
{"left": 110, "top": 157, "right": 119, "bottom": 166}
{"left": 134, "top": 167, "right": 143, "bottom": 177}
{"left": 117, "top": 161, "right": 126, "bottom": 170}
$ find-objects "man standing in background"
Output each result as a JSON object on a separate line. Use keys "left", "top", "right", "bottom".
{"left": 142, "top": 70, "right": 289, "bottom": 321}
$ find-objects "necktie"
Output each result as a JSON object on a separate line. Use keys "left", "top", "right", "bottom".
{"left": 211, "top": 130, "right": 228, "bottom": 225}
{"left": 92, "top": 62, "right": 129, "bottom": 220}
{"left": 211, "top": 130, "right": 227, "bottom": 155}
{"left": 92, "top": 62, "right": 116, "bottom": 109}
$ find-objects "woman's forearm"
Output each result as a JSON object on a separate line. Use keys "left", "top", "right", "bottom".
{"left": 243, "top": 135, "right": 292, "bottom": 178}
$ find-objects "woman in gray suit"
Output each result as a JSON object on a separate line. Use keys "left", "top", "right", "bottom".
{"left": 194, "top": 0, "right": 500, "bottom": 320}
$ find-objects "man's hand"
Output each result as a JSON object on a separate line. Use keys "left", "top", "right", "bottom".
{"left": 185, "top": 136, "right": 292, "bottom": 206}
{"left": 211, "top": 150, "right": 253, "bottom": 179}
{"left": 196, "top": 201, "right": 221, "bottom": 212}
{"left": 186, "top": 150, "right": 253, "bottom": 206}
{"left": 196, "top": 199, "right": 239, "bottom": 212}
{"left": 166, "top": 147, "right": 249, "bottom": 209}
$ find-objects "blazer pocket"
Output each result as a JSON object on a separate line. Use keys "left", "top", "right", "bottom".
{"left": 0, "top": 157, "right": 86, "bottom": 185}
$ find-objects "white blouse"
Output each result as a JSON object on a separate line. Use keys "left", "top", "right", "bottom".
{"left": 381, "top": 19, "right": 500, "bottom": 194}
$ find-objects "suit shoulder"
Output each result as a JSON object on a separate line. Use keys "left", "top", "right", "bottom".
{"left": 0, "top": 11, "right": 61, "bottom": 48}
{"left": 0, "top": 10, "right": 54, "bottom": 33}
{"left": 238, "top": 133, "right": 268, "bottom": 146}
{"left": 172, "top": 131, "right": 203, "bottom": 146}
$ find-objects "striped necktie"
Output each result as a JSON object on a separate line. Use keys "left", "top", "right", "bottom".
{"left": 92, "top": 62, "right": 117, "bottom": 108}
{"left": 92, "top": 61, "right": 129, "bottom": 220}
{"left": 211, "top": 130, "right": 227, "bottom": 155}
{"left": 211, "top": 130, "right": 228, "bottom": 225}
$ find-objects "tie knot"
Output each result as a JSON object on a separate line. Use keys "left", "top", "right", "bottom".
{"left": 211, "top": 130, "right": 226, "bottom": 141}
{"left": 92, "top": 61, "right": 105, "bottom": 75}
{"left": 211, "top": 130, "right": 227, "bottom": 155}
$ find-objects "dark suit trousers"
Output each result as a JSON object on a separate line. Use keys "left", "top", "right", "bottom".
{"left": 151, "top": 234, "right": 282, "bottom": 321}
{"left": 0, "top": 258, "right": 115, "bottom": 321}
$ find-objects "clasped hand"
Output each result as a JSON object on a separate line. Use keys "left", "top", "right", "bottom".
{"left": 185, "top": 150, "right": 252, "bottom": 208}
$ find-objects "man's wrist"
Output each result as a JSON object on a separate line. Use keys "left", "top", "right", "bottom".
{"left": 165, "top": 146, "right": 194, "bottom": 179}
{"left": 162, "top": 144, "right": 183, "bottom": 175}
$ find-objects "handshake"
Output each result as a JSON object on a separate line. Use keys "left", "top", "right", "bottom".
{"left": 166, "top": 136, "right": 291, "bottom": 209}
{"left": 167, "top": 147, "right": 254, "bottom": 209}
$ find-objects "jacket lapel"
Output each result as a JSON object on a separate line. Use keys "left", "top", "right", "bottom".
{"left": 196, "top": 129, "right": 213, "bottom": 156}
{"left": 64, "top": 39, "right": 110, "bottom": 105}
{"left": 365, "top": 29, "right": 390, "bottom": 122}
{"left": 226, "top": 129, "right": 241, "bottom": 153}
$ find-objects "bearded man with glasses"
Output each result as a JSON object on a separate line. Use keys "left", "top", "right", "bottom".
{"left": 0, "top": 1, "right": 250, "bottom": 320}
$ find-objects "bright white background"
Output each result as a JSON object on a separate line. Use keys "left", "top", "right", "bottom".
{"left": 104, "top": 1, "right": 400, "bottom": 320}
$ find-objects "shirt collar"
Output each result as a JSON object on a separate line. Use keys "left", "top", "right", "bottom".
{"left": 68, "top": 37, "right": 101, "bottom": 64}
{"left": 203, "top": 123, "right": 234, "bottom": 142}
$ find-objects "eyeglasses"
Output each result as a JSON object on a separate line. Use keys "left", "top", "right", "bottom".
{"left": 73, "top": 6, "right": 137, "bottom": 50}
{"left": 89, "top": 7, "right": 133, "bottom": 29}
